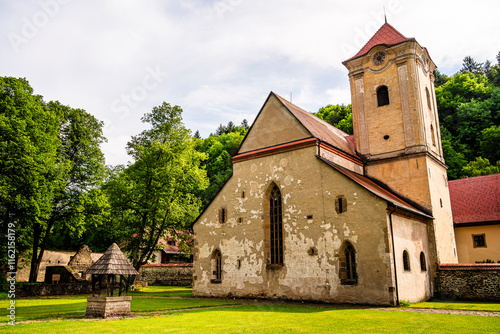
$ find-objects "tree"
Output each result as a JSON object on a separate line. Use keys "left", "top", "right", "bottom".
{"left": 105, "top": 102, "right": 208, "bottom": 270}
{"left": 433, "top": 70, "right": 449, "bottom": 87}
{"left": 0, "top": 77, "right": 107, "bottom": 282}
{"left": 312, "top": 104, "right": 353, "bottom": 134}
{"left": 479, "top": 125, "right": 500, "bottom": 164}
{"left": 195, "top": 131, "right": 245, "bottom": 209}
{"left": 461, "top": 56, "right": 484, "bottom": 75}
{"left": 27, "top": 102, "right": 107, "bottom": 282}
{"left": 0, "top": 77, "right": 61, "bottom": 283}
{"left": 462, "top": 157, "right": 500, "bottom": 177}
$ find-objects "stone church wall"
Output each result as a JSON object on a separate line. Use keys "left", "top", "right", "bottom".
{"left": 194, "top": 146, "right": 397, "bottom": 305}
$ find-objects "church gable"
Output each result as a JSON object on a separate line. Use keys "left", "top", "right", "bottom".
{"left": 238, "top": 92, "right": 312, "bottom": 154}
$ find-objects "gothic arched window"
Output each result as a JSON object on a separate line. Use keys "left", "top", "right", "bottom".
{"left": 211, "top": 249, "right": 222, "bottom": 283}
{"left": 340, "top": 242, "right": 357, "bottom": 285}
{"left": 270, "top": 185, "right": 283, "bottom": 265}
{"left": 377, "top": 86, "right": 390, "bottom": 107}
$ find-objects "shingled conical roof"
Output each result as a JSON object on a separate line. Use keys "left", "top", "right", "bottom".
{"left": 84, "top": 243, "right": 138, "bottom": 275}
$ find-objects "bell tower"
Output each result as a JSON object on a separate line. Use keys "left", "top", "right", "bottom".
{"left": 343, "top": 23, "right": 458, "bottom": 264}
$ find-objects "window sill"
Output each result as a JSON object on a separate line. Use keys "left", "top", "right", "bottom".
{"left": 340, "top": 279, "right": 357, "bottom": 286}
{"left": 266, "top": 264, "right": 283, "bottom": 270}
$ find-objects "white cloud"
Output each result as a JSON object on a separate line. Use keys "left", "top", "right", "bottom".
{"left": 1, "top": 0, "right": 499, "bottom": 165}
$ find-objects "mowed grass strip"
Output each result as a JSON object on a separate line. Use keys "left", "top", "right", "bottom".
{"left": 409, "top": 299, "right": 500, "bottom": 312}
{"left": 2, "top": 305, "right": 500, "bottom": 334}
{"left": 0, "top": 297, "right": 237, "bottom": 322}
{"left": 128, "top": 285, "right": 193, "bottom": 298}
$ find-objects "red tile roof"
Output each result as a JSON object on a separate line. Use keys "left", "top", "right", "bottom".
{"left": 449, "top": 174, "right": 500, "bottom": 225}
{"left": 273, "top": 92, "right": 358, "bottom": 157}
{"left": 344, "top": 23, "right": 414, "bottom": 62}
{"left": 318, "top": 156, "right": 431, "bottom": 218}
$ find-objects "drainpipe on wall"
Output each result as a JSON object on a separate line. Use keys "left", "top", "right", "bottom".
{"left": 387, "top": 205, "right": 400, "bottom": 306}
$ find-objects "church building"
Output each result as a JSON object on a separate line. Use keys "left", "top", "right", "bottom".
{"left": 192, "top": 23, "right": 458, "bottom": 305}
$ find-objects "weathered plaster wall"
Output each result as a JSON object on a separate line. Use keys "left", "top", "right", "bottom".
{"left": 455, "top": 224, "right": 500, "bottom": 263}
{"left": 239, "top": 94, "right": 311, "bottom": 153}
{"left": 391, "top": 213, "right": 432, "bottom": 303}
{"left": 426, "top": 158, "right": 458, "bottom": 264}
{"left": 193, "top": 146, "right": 397, "bottom": 305}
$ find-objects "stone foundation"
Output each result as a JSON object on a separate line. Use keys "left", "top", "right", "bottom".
{"left": 85, "top": 296, "right": 132, "bottom": 318}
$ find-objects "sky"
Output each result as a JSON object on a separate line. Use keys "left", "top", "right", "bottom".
{"left": 1, "top": 0, "right": 499, "bottom": 166}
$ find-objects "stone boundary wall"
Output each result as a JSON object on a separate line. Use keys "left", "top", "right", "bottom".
{"left": 137, "top": 264, "right": 193, "bottom": 286}
{"left": 437, "top": 264, "right": 500, "bottom": 301}
{"left": 20, "top": 282, "right": 92, "bottom": 297}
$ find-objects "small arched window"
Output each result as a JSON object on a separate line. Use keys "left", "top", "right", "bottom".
{"left": 403, "top": 250, "right": 411, "bottom": 272}
{"left": 340, "top": 242, "right": 357, "bottom": 285}
{"left": 211, "top": 249, "right": 222, "bottom": 283}
{"left": 377, "top": 86, "right": 390, "bottom": 107}
{"left": 420, "top": 252, "right": 427, "bottom": 271}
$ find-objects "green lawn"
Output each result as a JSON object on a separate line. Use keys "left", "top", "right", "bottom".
{"left": 409, "top": 299, "right": 500, "bottom": 312}
{"left": 2, "top": 304, "right": 500, "bottom": 334}
{"left": 1, "top": 286, "right": 500, "bottom": 333}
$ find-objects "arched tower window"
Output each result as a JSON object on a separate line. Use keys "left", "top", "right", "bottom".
{"left": 269, "top": 184, "right": 283, "bottom": 265}
{"left": 211, "top": 249, "right": 222, "bottom": 283}
{"left": 339, "top": 242, "right": 357, "bottom": 285}
{"left": 403, "top": 250, "right": 411, "bottom": 272}
{"left": 377, "top": 86, "right": 390, "bottom": 107}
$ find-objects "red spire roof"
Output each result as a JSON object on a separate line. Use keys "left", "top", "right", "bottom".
{"left": 345, "top": 23, "right": 414, "bottom": 62}
{"left": 449, "top": 174, "right": 500, "bottom": 225}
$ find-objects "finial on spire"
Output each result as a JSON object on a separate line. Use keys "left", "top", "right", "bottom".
{"left": 383, "top": 6, "right": 387, "bottom": 23}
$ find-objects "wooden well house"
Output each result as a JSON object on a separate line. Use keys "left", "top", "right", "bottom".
{"left": 84, "top": 243, "right": 138, "bottom": 318}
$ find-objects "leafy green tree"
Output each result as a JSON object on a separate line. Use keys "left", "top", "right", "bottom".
{"left": 462, "top": 157, "right": 500, "bottom": 177}
{"left": 479, "top": 125, "right": 500, "bottom": 164}
{"left": 195, "top": 131, "right": 245, "bottom": 210}
{"left": 440, "top": 127, "right": 467, "bottom": 179}
{"left": 0, "top": 77, "right": 61, "bottom": 282}
{"left": 436, "top": 71, "right": 493, "bottom": 135}
{"left": 312, "top": 104, "right": 353, "bottom": 135}
{"left": 27, "top": 102, "right": 107, "bottom": 282}
{"left": 105, "top": 102, "right": 208, "bottom": 270}
{"left": 433, "top": 70, "right": 449, "bottom": 87}
{"left": 0, "top": 77, "right": 107, "bottom": 282}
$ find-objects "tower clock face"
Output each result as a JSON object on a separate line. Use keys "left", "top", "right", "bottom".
{"left": 372, "top": 51, "right": 386, "bottom": 65}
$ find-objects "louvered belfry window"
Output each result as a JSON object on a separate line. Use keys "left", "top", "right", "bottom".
{"left": 270, "top": 185, "right": 283, "bottom": 265}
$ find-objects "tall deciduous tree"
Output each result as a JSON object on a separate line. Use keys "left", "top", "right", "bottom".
{"left": 1, "top": 77, "right": 61, "bottom": 281}
{"left": 105, "top": 102, "right": 208, "bottom": 270}
{"left": 0, "top": 77, "right": 107, "bottom": 282}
